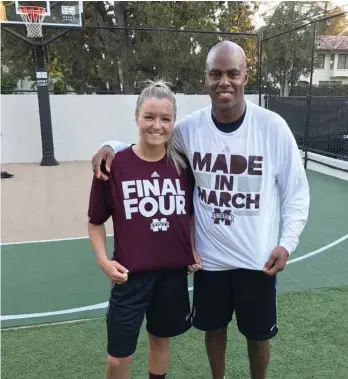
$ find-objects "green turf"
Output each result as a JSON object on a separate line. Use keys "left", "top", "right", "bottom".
{"left": 2, "top": 286, "right": 348, "bottom": 379}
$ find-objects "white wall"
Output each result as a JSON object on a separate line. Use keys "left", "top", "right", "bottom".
{"left": 300, "top": 151, "right": 348, "bottom": 181}
{"left": 1, "top": 94, "right": 262, "bottom": 164}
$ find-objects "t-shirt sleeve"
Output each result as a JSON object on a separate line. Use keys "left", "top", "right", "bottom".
{"left": 101, "top": 140, "right": 131, "bottom": 153}
{"left": 88, "top": 174, "right": 112, "bottom": 225}
{"left": 173, "top": 122, "right": 187, "bottom": 155}
{"left": 273, "top": 114, "right": 310, "bottom": 254}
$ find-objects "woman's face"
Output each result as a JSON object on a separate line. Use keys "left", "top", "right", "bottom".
{"left": 135, "top": 97, "right": 175, "bottom": 147}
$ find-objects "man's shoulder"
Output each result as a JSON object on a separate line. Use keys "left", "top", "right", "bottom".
{"left": 248, "top": 100, "right": 284, "bottom": 122}
{"left": 247, "top": 101, "right": 288, "bottom": 133}
{"left": 176, "top": 106, "right": 211, "bottom": 131}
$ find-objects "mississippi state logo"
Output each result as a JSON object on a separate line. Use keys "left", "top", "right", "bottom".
{"left": 211, "top": 208, "right": 234, "bottom": 225}
{"left": 150, "top": 218, "right": 170, "bottom": 232}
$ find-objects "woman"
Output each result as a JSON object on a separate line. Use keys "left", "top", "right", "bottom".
{"left": 88, "top": 80, "right": 200, "bottom": 379}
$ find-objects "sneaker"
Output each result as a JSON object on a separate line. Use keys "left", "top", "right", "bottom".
{"left": 1, "top": 171, "right": 14, "bottom": 179}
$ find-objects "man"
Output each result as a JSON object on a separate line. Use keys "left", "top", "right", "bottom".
{"left": 91, "top": 41, "right": 310, "bottom": 379}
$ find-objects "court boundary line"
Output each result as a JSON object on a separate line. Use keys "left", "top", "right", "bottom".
{"left": 2, "top": 317, "right": 105, "bottom": 332}
{"left": 1, "top": 233, "right": 347, "bottom": 322}
{"left": 0, "top": 234, "right": 114, "bottom": 247}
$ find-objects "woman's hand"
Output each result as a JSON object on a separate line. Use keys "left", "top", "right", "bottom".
{"left": 98, "top": 257, "right": 129, "bottom": 284}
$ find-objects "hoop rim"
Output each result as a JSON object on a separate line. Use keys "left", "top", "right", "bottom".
{"left": 17, "top": 5, "right": 46, "bottom": 15}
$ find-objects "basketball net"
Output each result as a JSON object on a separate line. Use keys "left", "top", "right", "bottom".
{"left": 18, "top": 6, "right": 46, "bottom": 38}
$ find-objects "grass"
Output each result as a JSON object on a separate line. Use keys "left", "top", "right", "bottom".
{"left": 2, "top": 286, "right": 348, "bottom": 379}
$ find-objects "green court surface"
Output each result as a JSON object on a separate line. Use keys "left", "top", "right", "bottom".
{"left": 2, "top": 170, "right": 348, "bottom": 328}
{"left": 1, "top": 169, "right": 348, "bottom": 378}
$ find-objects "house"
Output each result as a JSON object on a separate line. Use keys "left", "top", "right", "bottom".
{"left": 311, "top": 35, "right": 348, "bottom": 86}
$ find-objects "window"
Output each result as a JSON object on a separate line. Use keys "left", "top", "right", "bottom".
{"left": 315, "top": 54, "right": 325, "bottom": 69}
{"left": 337, "top": 54, "right": 348, "bottom": 69}
{"left": 330, "top": 54, "right": 335, "bottom": 69}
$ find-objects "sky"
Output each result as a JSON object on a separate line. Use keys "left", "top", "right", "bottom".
{"left": 253, "top": 0, "right": 348, "bottom": 29}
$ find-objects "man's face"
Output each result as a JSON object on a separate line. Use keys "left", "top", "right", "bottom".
{"left": 205, "top": 50, "right": 248, "bottom": 110}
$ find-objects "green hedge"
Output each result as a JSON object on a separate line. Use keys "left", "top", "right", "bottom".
{"left": 1, "top": 71, "right": 18, "bottom": 93}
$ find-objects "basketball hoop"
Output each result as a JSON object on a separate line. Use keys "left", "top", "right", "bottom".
{"left": 17, "top": 5, "right": 46, "bottom": 39}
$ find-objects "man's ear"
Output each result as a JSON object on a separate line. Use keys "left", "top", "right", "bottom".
{"left": 244, "top": 69, "right": 249, "bottom": 86}
{"left": 204, "top": 72, "right": 209, "bottom": 92}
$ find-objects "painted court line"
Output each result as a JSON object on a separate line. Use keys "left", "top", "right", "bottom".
{"left": 1, "top": 234, "right": 347, "bottom": 322}
{"left": 286, "top": 234, "right": 348, "bottom": 264}
{"left": 0, "top": 234, "right": 113, "bottom": 247}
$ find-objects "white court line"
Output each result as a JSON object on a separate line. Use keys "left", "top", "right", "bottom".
{"left": 1, "top": 234, "right": 347, "bottom": 322}
{"left": 286, "top": 234, "right": 348, "bottom": 264}
{"left": 0, "top": 234, "right": 113, "bottom": 247}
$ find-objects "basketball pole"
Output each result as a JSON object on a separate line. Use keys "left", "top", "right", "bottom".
{"left": 35, "top": 44, "right": 59, "bottom": 166}
{"left": 2, "top": 27, "right": 70, "bottom": 167}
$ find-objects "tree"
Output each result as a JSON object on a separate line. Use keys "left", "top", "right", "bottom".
{"left": 261, "top": 1, "right": 324, "bottom": 96}
{"left": 1, "top": 1, "right": 259, "bottom": 94}
{"left": 261, "top": 1, "right": 348, "bottom": 96}
{"left": 0, "top": 69, "right": 18, "bottom": 93}
{"left": 218, "top": 1, "right": 259, "bottom": 90}
{"left": 316, "top": 4, "right": 348, "bottom": 36}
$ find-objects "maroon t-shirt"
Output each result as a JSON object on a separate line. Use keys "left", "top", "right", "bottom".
{"left": 88, "top": 147, "right": 195, "bottom": 273}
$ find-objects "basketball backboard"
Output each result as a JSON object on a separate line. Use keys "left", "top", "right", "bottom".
{"left": 0, "top": 1, "right": 83, "bottom": 28}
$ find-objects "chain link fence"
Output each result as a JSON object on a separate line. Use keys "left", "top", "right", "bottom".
{"left": 260, "top": 11, "right": 348, "bottom": 163}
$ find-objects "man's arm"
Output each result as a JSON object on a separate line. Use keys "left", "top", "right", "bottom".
{"left": 102, "top": 140, "right": 131, "bottom": 153}
{"left": 92, "top": 140, "right": 131, "bottom": 181}
{"left": 263, "top": 116, "right": 310, "bottom": 276}
{"left": 173, "top": 121, "right": 189, "bottom": 156}
{"left": 276, "top": 120, "right": 310, "bottom": 255}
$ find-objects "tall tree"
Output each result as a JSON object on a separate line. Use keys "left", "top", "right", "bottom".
{"left": 218, "top": 1, "right": 259, "bottom": 90}
{"left": 261, "top": 1, "right": 325, "bottom": 96}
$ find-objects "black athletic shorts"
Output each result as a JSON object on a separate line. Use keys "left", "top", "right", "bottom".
{"left": 106, "top": 268, "right": 192, "bottom": 358}
{"left": 192, "top": 269, "right": 278, "bottom": 341}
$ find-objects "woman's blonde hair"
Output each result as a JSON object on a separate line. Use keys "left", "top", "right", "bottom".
{"left": 136, "top": 79, "right": 187, "bottom": 173}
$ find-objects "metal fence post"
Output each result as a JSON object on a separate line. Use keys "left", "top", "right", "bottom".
{"left": 303, "top": 21, "right": 317, "bottom": 169}
{"left": 257, "top": 32, "right": 263, "bottom": 106}
{"left": 303, "top": 95, "right": 311, "bottom": 169}
{"left": 264, "top": 94, "right": 269, "bottom": 109}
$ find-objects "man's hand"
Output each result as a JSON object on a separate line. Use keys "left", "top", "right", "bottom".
{"left": 92, "top": 145, "right": 115, "bottom": 181}
{"left": 98, "top": 258, "right": 129, "bottom": 284}
{"left": 263, "top": 246, "right": 289, "bottom": 276}
{"left": 188, "top": 249, "right": 203, "bottom": 273}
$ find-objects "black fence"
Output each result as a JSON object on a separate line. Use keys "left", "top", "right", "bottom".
{"left": 259, "top": 7, "right": 348, "bottom": 165}
{"left": 266, "top": 95, "right": 348, "bottom": 163}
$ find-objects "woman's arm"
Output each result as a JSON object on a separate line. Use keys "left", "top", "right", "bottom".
{"left": 88, "top": 222, "right": 108, "bottom": 266}
{"left": 188, "top": 216, "right": 202, "bottom": 272}
{"left": 88, "top": 175, "right": 128, "bottom": 283}
{"left": 88, "top": 221, "right": 129, "bottom": 284}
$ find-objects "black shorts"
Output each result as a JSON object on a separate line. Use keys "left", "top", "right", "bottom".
{"left": 192, "top": 269, "right": 278, "bottom": 341}
{"left": 106, "top": 268, "right": 192, "bottom": 358}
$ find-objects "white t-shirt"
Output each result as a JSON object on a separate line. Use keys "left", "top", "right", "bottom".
{"left": 104, "top": 100, "right": 310, "bottom": 271}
